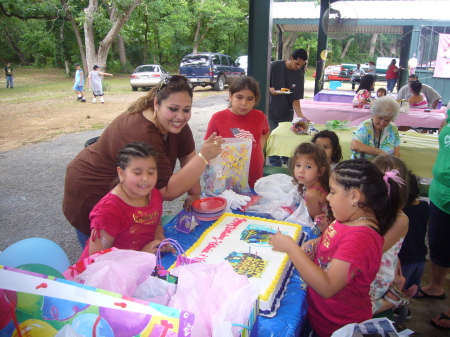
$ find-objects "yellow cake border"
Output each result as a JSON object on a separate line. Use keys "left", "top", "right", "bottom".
{"left": 171, "top": 212, "right": 302, "bottom": 302}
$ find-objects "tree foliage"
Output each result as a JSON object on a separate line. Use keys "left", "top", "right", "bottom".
{"left": 1, "top": 0, "right": 402, "bottom": 73}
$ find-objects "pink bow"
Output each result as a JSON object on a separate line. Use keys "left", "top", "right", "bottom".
{"left": 383, "top": 169, "right": 405, "bottom": 196}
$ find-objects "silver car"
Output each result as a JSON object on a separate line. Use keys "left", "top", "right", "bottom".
{"left": 130, "top": 64, "right": 169, "bottom": 91}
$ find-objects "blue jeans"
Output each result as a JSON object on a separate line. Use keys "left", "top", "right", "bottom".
{"left": 76, "top": 229, "right": 90, "bottom": 250}
{"left": 387, "top": 79, "right": 397, "bottom": 92}
{"left": 6, "top": 76, "right": 13, "bottom": 88}
{"left": 268, "top": 119, "right": 289, "bottom": 167}
{"left": 401, "top": 262, "right": 425, "bottom": 297}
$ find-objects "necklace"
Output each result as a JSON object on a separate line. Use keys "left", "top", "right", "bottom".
{"left": 347, "top": 215, "right": 375, "bottom": 223}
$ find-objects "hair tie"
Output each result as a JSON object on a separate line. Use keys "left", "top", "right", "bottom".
{"left": 383, "top": 169, "right": 405, "bottom": 196}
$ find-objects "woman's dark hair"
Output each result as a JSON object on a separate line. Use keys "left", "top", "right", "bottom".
{"left": 311, "top": 130, "right": 343, "bottom": 164}
{"left": 372, "top": 155, "right": 409, "bottom": 209}
{"left": 405, "top": 171, "right": 420, "bottom": 208}
{"left": 228, "top": 76, "right": 261, "bottom": 107}
{"left": 356, "top": 74, "right": 375, "bottom": 92}
{"left": 290, "top": 142, "right": 330, "bottom": 196}
{"left": 126, "top": 75, "right": 193, "bottom": 114}
{"left": 117, "top": 142, "right": 157, "bottom": 170}
{"left": 332, "top": 159, "right": 402, "bottom": 236}
{"left": 410, "top": 80, "right": 422, "bottom": 95}
{"left": 389, "top": 59, "right": 397, "bottom": 66}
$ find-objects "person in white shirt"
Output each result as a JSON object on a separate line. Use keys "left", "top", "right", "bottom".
{"left": 366, "top": 61, "right": 377, "bottom": 80}
{"left": 397, "top": 74, "right": 442, "bottom": 109}
{"left": 351, "top": 64, "right": 365, "bottom": 90}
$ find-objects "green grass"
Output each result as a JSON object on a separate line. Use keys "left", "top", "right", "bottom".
{"left": 0, "top": 68, "right": 135, "bottom": 104}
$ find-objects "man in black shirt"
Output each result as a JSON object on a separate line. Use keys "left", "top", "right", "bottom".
{"left": 268, "top": 49, "right": 308, "bottom": 167}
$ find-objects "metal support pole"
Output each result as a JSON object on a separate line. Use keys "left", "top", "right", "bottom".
{"left": 248, "top": 0, "right": 273, "bottom": 114}
{"left": 314, "top": 0, "right": 329, "bottom": 95}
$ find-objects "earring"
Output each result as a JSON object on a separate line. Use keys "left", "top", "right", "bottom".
{"left": 352, "top": 201, "right": 356, "bottom": 207}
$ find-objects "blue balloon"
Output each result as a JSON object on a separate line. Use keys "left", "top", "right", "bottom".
{"left": 0, "top": 238, "right": 70, "bottom": 273}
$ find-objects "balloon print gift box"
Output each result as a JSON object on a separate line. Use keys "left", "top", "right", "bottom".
{"left": 0, "top": 265, "right": 195, "bottom": 337}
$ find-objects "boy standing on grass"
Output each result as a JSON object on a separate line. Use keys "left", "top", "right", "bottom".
{"left": 87, "top": 65, "right": 113, "bottom": 103}
{"left": 73, "top": 63, "right": 86, "bottom": 102}
{"left": 4, "top": 63, "right": 13, "bottom": 88}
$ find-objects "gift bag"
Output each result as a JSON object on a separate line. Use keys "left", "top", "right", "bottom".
{"left": 203, "top": 138, "right": 252, "bottom": 195}
{"left": 0, "top": 265, "right": 195, "bottom": 337}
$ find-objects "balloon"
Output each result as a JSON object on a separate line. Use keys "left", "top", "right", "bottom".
{"left": 100, "top": 307, "right": 150, "bottom": 337}
{"left": 71, "top": 313, "right": 114, "bottom": 337}
{"left": 41, "top": 296, "right": 89, "bottom": 321}
{"left": 16, "top": 264, "right": 65, "bottom": 278}
{"left": 12, "top": 319, "right": 58, "bottom": 337}
{"left": 0, "top": 290, "right": 17, "bottom": 329}
{"left": 0, "top": 238, "right": 70, "bottom": 273}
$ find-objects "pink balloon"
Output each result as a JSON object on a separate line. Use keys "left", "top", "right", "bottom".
{"left": 0, "top": 290, "right": 17, "bottom": 330}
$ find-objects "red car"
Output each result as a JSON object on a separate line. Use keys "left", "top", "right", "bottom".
{"left": 313, "top": 65, "right": 351, "bottom": 81}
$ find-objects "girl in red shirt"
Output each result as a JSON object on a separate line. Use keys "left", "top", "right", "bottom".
{"left": 270, "top": 159, "right": 404, "bottom": 337}
{"left": 79, "top": 142, "right": 174, "bottom": 261}
{"left": 205, "top": 76, "right": 270, "bottom": 188}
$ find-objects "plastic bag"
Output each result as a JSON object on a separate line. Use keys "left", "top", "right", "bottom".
{"left": 133, "top": 275, "right": 177, "bottom": 306}
{"left": 203, "top": 138, "right": 252, "bottom": 195}
{"left": 168, "top": 260, "right": 258, "bottom": 337}
{"left": 285, "top": 198, "right": 315, "bottom": 227}
{"left": 254, "top": 173, "right": 299, "bottom": 205}
{"left": 330, "top": 317, "right": 412, "bottom": 337}
{"left": 74, "top": 249, "right": 156, "bottom": 296}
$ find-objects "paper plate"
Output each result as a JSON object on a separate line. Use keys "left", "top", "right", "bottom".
{"left": 192, "top": 208, "right": 226, "bottom": 222}
{"left": 192, "top": 197, "right": 227, "bottom": 214}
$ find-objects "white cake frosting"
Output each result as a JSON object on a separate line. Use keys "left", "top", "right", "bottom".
{"left": 184, "top": 213, "right": 302, "bottom": 316}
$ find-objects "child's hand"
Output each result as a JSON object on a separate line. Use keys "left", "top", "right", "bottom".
{"left": 269, "top": 232, "right": 296, "bottom": 253}
{"left": 200, "top": 132, "right": 224, "bottom": 162}
{"left": 314, "top": 214, "right": 330, "bottom": 233}
{"left": 301, "top": 239, "right": 318, "bottom": 260}
{"left": 142, "top": 240, "right": 161, "bottom": 254}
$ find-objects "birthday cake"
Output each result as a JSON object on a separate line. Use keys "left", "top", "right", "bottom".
{"left": 184, "top": 213, "right": 303, "bottom": 316}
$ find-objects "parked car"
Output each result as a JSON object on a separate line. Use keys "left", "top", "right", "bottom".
{"left": 313, "top": 65, "right": 350, "bottom": 81}
{"left": 130, "top": 64, "right": 169, "bottom": 91}
{"left": 235, "top": 55, "right": 248, "bottom": 75}
{"left": 178, "top": 52, "right": 245, "bottom": 91}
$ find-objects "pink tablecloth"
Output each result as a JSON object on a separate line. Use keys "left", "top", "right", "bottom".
{"left": 301, "top": 100, "right": 446, "bottom": 128}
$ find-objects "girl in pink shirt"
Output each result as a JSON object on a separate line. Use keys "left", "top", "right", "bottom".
{"left": 79, "top": 142, "right": 174, "bottom": 261}
{"left": 270, "top": 159, "right": 404, "bottom": 337}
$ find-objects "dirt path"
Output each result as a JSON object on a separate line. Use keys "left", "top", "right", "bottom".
{"left": 0, "top": 69, "right": 225, "bottom": 152}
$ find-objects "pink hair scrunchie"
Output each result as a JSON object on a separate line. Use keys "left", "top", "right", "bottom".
{"left": 383, "top": 169, "right": 405, "bottom": 196}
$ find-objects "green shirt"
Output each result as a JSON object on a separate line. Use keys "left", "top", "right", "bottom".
{"left": 429, "top": 112, "right": 450, "bottom": 213}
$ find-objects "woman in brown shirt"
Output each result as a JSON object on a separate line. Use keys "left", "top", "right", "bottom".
{"left": 63, "top": 76, "right": 223, "bottom": 247}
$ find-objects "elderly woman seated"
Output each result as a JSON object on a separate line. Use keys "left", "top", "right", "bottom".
{"left": 408, "top": 80, "right": 428, "bottom": 109}
{"left": 350, "top": 96, "right": 400, "bottom": 159}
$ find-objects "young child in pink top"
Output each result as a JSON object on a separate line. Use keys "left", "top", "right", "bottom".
{"left": 204, "top": 76, "right": 270, "bottom": 188}
{"left": 291, "top": 142, "right": 331, "bottom": 221}
{"left": 270, "top": 159, "right": 404, "bottom": 337}
{"left": 79, "top": 142, "right": 174, "bottom": 261}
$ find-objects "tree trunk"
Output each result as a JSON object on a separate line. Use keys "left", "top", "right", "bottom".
{"left": 84, "top": 0, "right": 141, "bottom": 71}
{"left": 340, "top": 38, "right": 353, "bottom": 59}
{"left": 368, "top": 33, "right": 378, "bottom": 56}
{"left": 143, "top": 16, "right": 149, "bottom": 64}
{"left": 60, "top": 0, "right": 87, "bottom": 70}
{"left": 282, "top": 32, "right": 297, "bottom": 60}
{"left": 3, "top": 28, "right": 26, "bottom": 64}
{"left": 118, "top": 35, "right": 126, "bottom": 66}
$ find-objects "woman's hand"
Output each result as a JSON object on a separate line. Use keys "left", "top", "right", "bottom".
{"left": 183, "top": 194, "right": 201, "bottom": 211}
{"left": 269, "top": 232, "right": 296, "bottom": 253}
{"left": 200, "top": 132, "right": 224, "bottom": 162}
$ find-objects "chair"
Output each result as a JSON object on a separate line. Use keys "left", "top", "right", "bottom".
{"left": 263, "top": 165, "right": 290, "bottom": 176}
